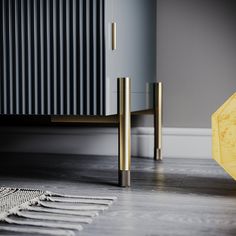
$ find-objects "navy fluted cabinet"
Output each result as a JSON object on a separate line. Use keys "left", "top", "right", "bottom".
{"left": 0, "top": 0, "right": 156, "bottom": 116}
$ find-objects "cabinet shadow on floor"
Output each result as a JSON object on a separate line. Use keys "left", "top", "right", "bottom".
{"left": 0, "top": 152, "right": 236, "bottom": 197}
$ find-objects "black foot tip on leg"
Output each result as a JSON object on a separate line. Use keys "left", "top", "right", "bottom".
{"left": 154, "top": 148, "right": 162, "bottom": 161}
{"left": 119, "top": 170, "right": 131, "bottom": 187}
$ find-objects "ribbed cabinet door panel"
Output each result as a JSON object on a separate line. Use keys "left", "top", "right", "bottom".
{"left": 0, "top": 0, "right": 106, "bottom": 115}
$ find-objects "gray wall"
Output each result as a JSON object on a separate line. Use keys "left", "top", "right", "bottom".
{"left": 137, "top": 0, "right": 236, "bottom": 128}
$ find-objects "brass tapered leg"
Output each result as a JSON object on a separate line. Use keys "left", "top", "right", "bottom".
{"left": 118, "top": 78, "right": 131, "bottom": 187}
{"left": 154, "top": 82, "right": 163, "bottom": 161}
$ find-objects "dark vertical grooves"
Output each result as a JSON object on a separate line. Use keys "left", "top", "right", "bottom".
{"left": 26, "top": 0, "right": 32, "bottom": 114}
{"left": 72, "top": 0, "right": 77, "bottom": 115}
{"left": 59, "top": 0, "right": 64, "bottom": 115}
{"left": 66, "top": 0, "right": 71, "bottom": 115}
{"left": 46, "top": 0, "right": 51, "bottom": 115}
{"left": 52, "top": 0, "right": 58, "bottom": 115}
{"left": 39, "top": 0, "right": 45, "bottom": 114}
{"left": 97, "top": 0, "right": 101, "bottom": 115}
{"left": 101, "top": 0, "right": 105, "bottom": 115}
{"left": 8, "top": 0, "right": 14, "bottom": 114}
{"left": 86, "top": 0, "right": 90, "bottom": 115}
{"left": 89, "top": 0, "right": 94, "bottom": 115}
{"left": 33, "top": 0, "right": 39, "bottom": 114}
{"left": 21, "top": 0, "right": 26, "bottom": 114}
{"left": 92, "top": 0, "right": 97, "bottom": 115}
{"left": 0, "top": 0, "right": 105, "bottom": 115}
{"left": 14, "top": 0, "right": 20, "bottom": 114}
{"left": 0, "top": 0, "right": 2, "bottom": 114}
{"left": 79, "top": 0, "right": 84, "bottom": 115}
{"left": 2, "top": 0, "right": 7, "bottom": 114}
{"left": 82, "top": 0, "right": 87, "bottom": 115}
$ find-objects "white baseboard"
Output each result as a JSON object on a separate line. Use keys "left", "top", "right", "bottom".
{"left": 0, "top": 126, "right": 211, "bottom": 159}
{"left": 132, "top": 127, "right": 211, "bottom": 159}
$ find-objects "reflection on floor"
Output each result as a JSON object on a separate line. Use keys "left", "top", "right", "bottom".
{"left": 0, "top": 153, "right": 236, "bottom": 236}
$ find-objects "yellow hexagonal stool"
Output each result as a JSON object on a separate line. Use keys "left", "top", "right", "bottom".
{"left": 212, "top": 93, "right": 236, "bottom": 180}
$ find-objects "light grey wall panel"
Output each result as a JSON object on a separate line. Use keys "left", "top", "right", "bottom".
{"left": 156, "top": 0, "right": 236, "bottom": 128}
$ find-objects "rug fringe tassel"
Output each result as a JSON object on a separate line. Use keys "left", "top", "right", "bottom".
{"left": 15, "top": 211, "right": 93, "bottom": 224}
{"left": 4, "top": 217, "right": 83, "bottom": 231}
{"left": 47, "top": 192, "right": 117, "bottom": 201}
{"left": 26, "top": 206, "right": 99, "bottom": 217}
{"left": 38, "top": 201, "right": 109, "bottom": 211}
{"left": 0, "top": 188, "right": 116, "bottom": 236}
{"left": 46, "top": 196, "right": 114, "bottom": 206}
{"left": 0, "top": 225, "right": 75, "bottom": 236}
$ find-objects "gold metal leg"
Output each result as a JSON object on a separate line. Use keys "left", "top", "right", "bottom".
{"left": 118, "top": 77, "right": 131, "bottom": 187}
{"left": 154, "top": 82, "right": 163, "bottom": 161}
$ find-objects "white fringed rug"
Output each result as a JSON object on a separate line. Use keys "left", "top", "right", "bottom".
{"left": 0, "top": 187, "right": 116, "bottom": 236}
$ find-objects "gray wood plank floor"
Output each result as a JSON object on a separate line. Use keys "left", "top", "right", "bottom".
{"left": 1, "top": 153, "right": 236, "bottom": 236}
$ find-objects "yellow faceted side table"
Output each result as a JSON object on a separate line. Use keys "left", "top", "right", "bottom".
{"left": 212, "top": 93, "right": 236, "bottom": 180}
